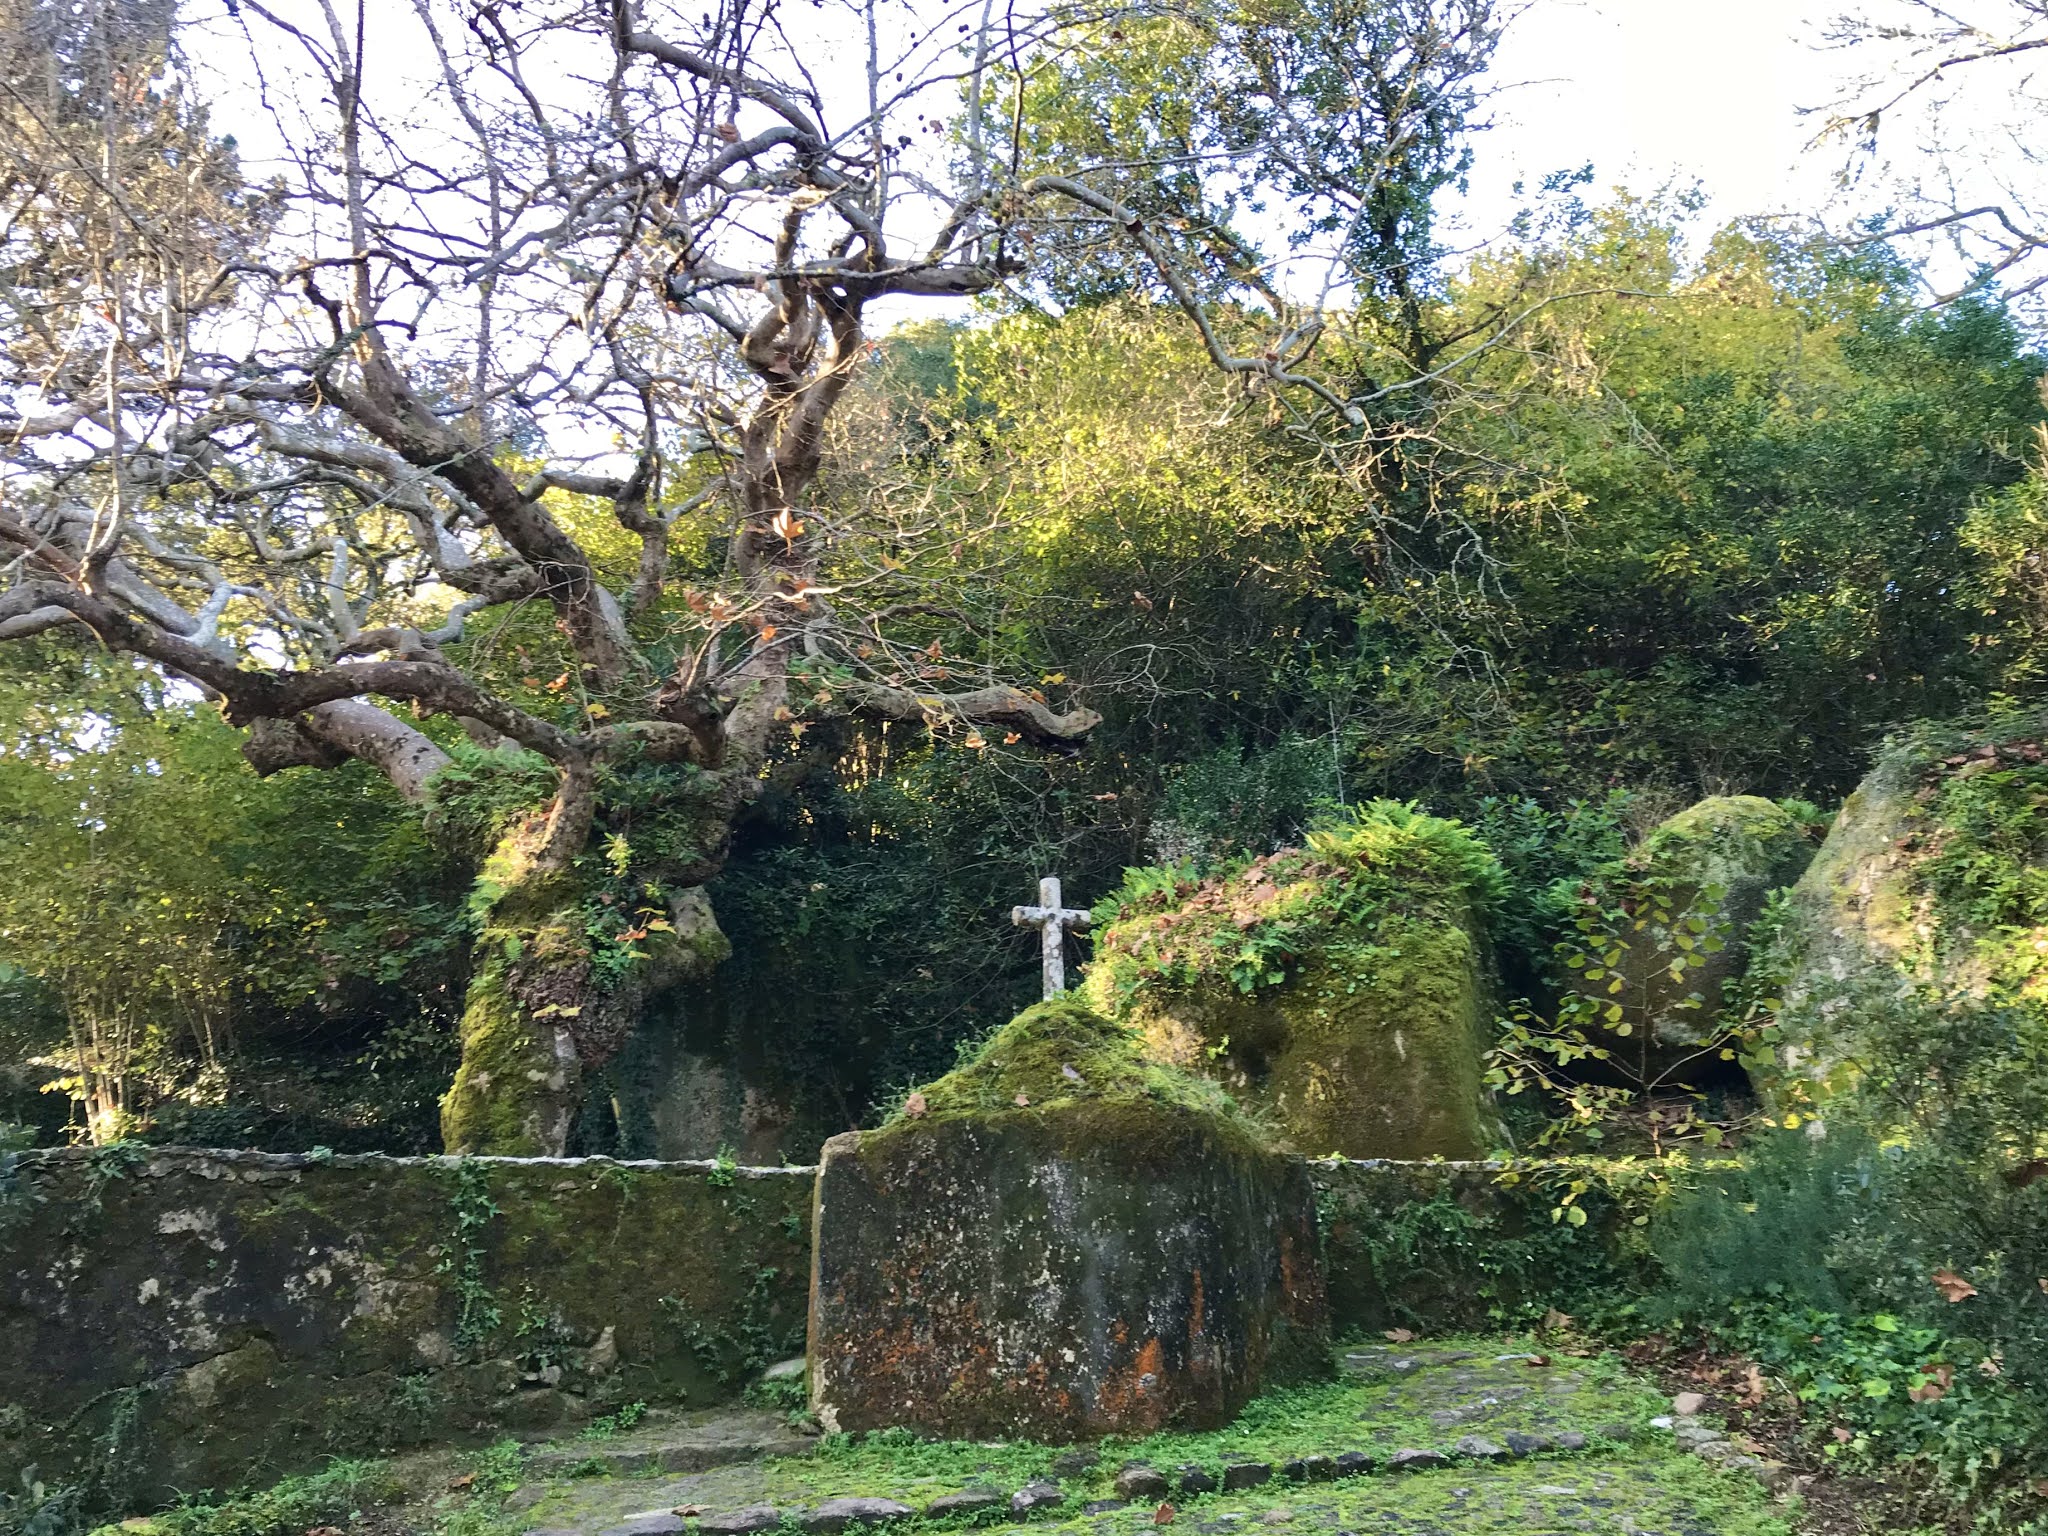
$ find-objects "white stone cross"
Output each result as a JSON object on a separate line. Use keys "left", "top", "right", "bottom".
{"left": 1011, "top": 875, "right": 1093, "bottom": 999}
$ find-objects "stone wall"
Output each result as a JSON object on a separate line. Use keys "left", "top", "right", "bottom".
{"left": 0, "top": 1148, "right": 1635, "bottom": 1507}
{"left": 1311, "top": 1159, "right": 1641, "bottom": 1334}
{"left": 0, "top": 1148, "right": 813, "bottom": 1504}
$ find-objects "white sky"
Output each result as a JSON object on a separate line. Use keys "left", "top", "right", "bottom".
{"left": 1456, "top": 0, "right": 1842, "bottom": 239}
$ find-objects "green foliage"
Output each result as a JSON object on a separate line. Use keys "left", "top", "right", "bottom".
{"left": 1733, "top": 1306, "right": 2043, "bottom": 1493}
{"left": 1327, "top": 1174, "right": 1644, "bottom": 1330}
{"left": 431, "top": 1441, "right": 526, "bottom": 1536}
{"left": 0, "top": 643, "right": 470, "bottom": 1147}
{"left": 1488, "top": 873, "right": 1740, "bottom": 1153}
{"left": 1147, "top": 736, "right": 1343, "bottom": 869}
{"left": 422, "top": 743, "right": 560, "bottom": 858}
{"left": 1465, "top": 792, "right": 1637, "bottom": 984}
{"left": 659, "top": 1262, "right": 806, "bottom": 1387}
{"left": 1092, "top": 800, "right": 1504, "bottom": 1000}
{"left": 743, "top": 1375, "right": 807, "bottom": 1414}
{"left": 577, "top": 1402, "right": 647, "bottom": 1441}
{"left": 438, "top": 1160, "right": 504, "bottom": 1358}
{"left": 1921, "top": 751, "right": 2048, "bottom": 940}
{"left": 1647, "top": 1129, "right": 1869, "bottom": 1316}
{"left": 1646, "top": 1125, "right": 2048, "bottom": 1519}
{"left": 150, "top": 1461, "right": 400, "bottom": 1536}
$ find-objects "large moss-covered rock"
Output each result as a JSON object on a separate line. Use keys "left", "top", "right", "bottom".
{"left": 1083, "top": 804, "right": 1504, "bottom": 1159}
{"left": 1763, "top": 718, "right": 2048, "bottom": 1120}
{"left": 1602, "top": 796, "right": 1819, "bottom": 1078}
{"left": 808, "top": 999, "right": 1328, "bottom": 1441}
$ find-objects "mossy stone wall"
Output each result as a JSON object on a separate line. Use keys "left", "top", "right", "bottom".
{"left": 0, "top": 1148, "right": 811, "bottom": 1505}
{"left": 1309, "top": 1160, "right": 1643, "bottom": 1334}
{"left": 0, "top": 1142, "right": 1640, "bottom": 1503}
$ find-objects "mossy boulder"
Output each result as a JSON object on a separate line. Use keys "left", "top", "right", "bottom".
{"left": 1600, "top": 796, "right": 1820, "bottom": 1078}
{"left": 1083, "top": 803, "right": 1505, "bottom": 1159}
{"left": 808, "top": 1000, "right": 1328, "bottom": 1441}
{"left": 1761, "top": 718, "right": 2048, "bottom": 1122}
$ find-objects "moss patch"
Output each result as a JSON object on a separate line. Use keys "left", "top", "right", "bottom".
{"left": 886, "top": 998, "right": 1247, "bottom": 1130}
{"left": 509, "top": 1340, "right": 1792, "bottom": 1536}
{"left": 444, "top": 818, "right": 733, "bottom": 1157}
{"left": 1085, "top": 804, "right": 1504, "bottom": 1158}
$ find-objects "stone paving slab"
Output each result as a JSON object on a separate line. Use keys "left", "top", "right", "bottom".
{"left": 1338, "top": 1345, "right": 1634, "bottom": 1446}
{"left": 522, "top": 1409, "right": 818, "bottom": 1479}
{"left": 507, "top": 1342, "right": 1791, "bottom": 1536}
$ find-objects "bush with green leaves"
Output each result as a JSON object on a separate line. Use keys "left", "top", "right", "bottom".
{"left": 1646, "top": 1124, "right": 2048, "bottom": 1521}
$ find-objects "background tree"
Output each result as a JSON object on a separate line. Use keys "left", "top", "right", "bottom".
{"left": 0, "top": 0, "right": 1517, "bottom": 1151}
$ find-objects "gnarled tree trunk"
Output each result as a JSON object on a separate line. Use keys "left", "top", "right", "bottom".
{"left": 442, "top": 813, "right": 733, "bottom": 1155}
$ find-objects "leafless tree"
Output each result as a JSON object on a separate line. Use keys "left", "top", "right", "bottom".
{"left": 1815, "top": 0, "right": 2048, "bottom": 308}
{"left": 0, "top": 0, "right": 1511, "bottom": 1150}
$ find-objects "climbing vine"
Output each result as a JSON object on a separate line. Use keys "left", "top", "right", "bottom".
{"left": 436, "top": 1160, "right": 504, "bottom": 1359}
{"left": 659, "top": 1263, "right": 803, "bottom": 1387}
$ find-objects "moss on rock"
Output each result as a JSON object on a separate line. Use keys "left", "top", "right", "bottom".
{"left": 442, "top": 819, "right": 732, "bottom": 1156}
{"left": 1761, "top": 714, "right": 2048, "bottom": 1125}
{"left": 811, "top": 999, "right": 1328, "bottom": 1440}
{"left": 1083, "top": 803, "right": 1505, "bottom": 1159}
{"left": 892, "top": 996, "right": 1246, "bottom": 1126}
{"left": 1601, "top": 796, "right": 1820, "bottom": 1076}
{"left": 0, "top": 1148, "right": 812, "bottom": 1505}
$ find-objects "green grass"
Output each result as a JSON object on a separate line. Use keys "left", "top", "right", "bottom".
{"left": 111, "top": 1461, "right": 401, "bottom": 1536}
{"left": 113, "top": 1341, "right": 1795, "bottom": 1536}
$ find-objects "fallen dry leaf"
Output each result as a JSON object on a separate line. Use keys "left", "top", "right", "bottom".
{"left": 446, "top": 1474, "right": 475, "bottom": 1491}
{"left": 1542, "top": 1308, "right": 1574, "bottom": 1333}
{"left": 1832, "top": 1426, "right": 1853, "bottom": 1444}
{"left": 1383, "top": 1328, "right": 1415, "bottom": 1343}
{"left": 1013, "top": 1092, "right": 1031, "bottom": 1107}
{"left": 1523, "top": 1354, "right": 1552, "bottom": 1367}
{"left": 904, "top": 1091, "right": 928, "bottom": 1120}
{"left": 1153, "top": 1505, "right": 1176, "bottom": 1526}
{"left": 1933, "top": 1268, "right": 1979, "bottom": 1303}
{"left": 1740, "top": 1364, "right": 1767, "bottom": 1406}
